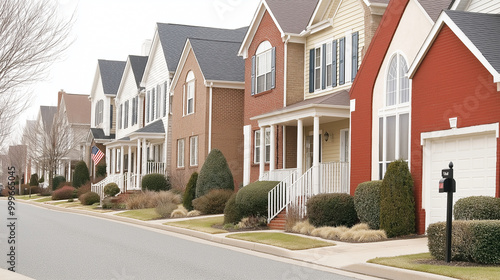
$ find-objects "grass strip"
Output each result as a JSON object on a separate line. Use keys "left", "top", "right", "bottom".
{"left": 164, "top": 216, "right": 227, "bottom": 234}
{"left": 369, "top": 253, "right": 500, "bottom": 280}
{"left": 34, "top": 197, "right": 53, "bottom": 202}
{"left": 16, "top": 195, "right": 42, "bottom": 200}
{"left": 226, "top": 232, "right": 334, "bottom": 250}
{"left": 116, "top": 208, "right": 161, "bottom": 221}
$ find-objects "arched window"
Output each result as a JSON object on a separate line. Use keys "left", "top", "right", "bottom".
{"left": 251, "top": 41, "right": 275, "bottom": 95}
{"left": 379, "top": 53, "right": 410, "bottom": 179}
{"left": 185, "top": 71, "right": 195, "bottom": 115}
{"left": 95, "top": 99, "right": 104, "bottom": 126}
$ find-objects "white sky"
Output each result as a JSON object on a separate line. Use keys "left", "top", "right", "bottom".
{"left": 12, "top": 0, "right": 260, "bottom": 145}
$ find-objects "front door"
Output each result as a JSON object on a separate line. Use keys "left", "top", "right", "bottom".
{"left": 305, "top": 134, "right": 322, "bottom": 170}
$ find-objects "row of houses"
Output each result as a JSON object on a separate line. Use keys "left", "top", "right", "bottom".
{"left": 13, "top": 0, "right": 500, "bottom": 234}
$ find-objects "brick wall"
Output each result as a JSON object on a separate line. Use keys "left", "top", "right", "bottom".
{"left": 286, "top": 43, "right": 305, "bottom": 106}
{"left": 411, "top": 25, "right": 500, "bottom": 234}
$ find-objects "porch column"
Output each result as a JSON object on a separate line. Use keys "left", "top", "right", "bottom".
{"left": 269, "top": 125, "right": 276, "bottom": 172}
{"left": 127, "top": 145, "right": 132, "bottom": 190}
{"left": 297, "top": 119, "right": 303, "bottom": 176}
{"left": 313, "top": 116, "right": 320, "bottom": 194}
{"left": 111, "top": 148, "right": 116, "bottom": 175}
{"left": 142, "top": 138, "right": 147, "bottom": 176}
{"left": 106, "top": 147, "right": 110, "bottom": 175}
{"left": 67, "top": 160, "right": 71, "bottom": 182}
{"left": 136, "top": 139, "right": 141, "bottom": 188}
{"left": 259, "top": 126, "right": 265, "bottom": 179}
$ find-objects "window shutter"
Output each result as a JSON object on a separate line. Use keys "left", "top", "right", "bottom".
{"left": 110, "top": 104, "right": 113, "bottom": 129}
{"left": 309, "top": 49, "right": 314, "bottom": 93}
{"left": 332, "top": 41, "right": 337, "bottom": 87}
{"left": 251, "top": 55, "right": 256, "bottom": 95}
{"left": 146, "top": 92, "right": 149, "bottom": 123}
{"left": 352, "top": 32, "right": 359, "bottom": 82}
{"left": 321, "top": 44, "right": 326, "bottom": 90}
{"left": 339, "top": 37, "right": 345, "bottom": 85}
{"left": 271, "top": 47, "right": 276, "bottom": 89}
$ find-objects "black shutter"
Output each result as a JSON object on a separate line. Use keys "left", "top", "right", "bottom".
{"left": 352, "top": 32, "right": 359, "bottom": 82}
{"left": 309, "top": 49, "right": 315, "bottom": 93}
{"left": 321, "top": 44, "right": 326, "bottom": 90}
{"left": 339, "top": 37, "right": 345, "bottom": 85}
{"left": 332, "top": 41, "right": 337, "bottom": 87}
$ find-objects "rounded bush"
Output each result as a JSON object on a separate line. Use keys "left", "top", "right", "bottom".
{"left": 196, "top": 149, "right": 234, "bottom": 198}
{"left": 80, "top": 192, "right": 100, "bottom": 205}
{"left": 183, "top": 172, "right": 198, "bottom": 211}
{"left": 454, "top": 196, "right": 500, "bottom": 220}
{"left": 354, "top": 180, "right": 382, "bottom": 229}
{"left": 307, "top": 193, "right": 358, "bottom": 228}
{"left": 52, "top": 175, "right": 66, "bottom": 190}
{"left": 235, "top": 181, "right": 279, "bottom": 218}
{"left": 141, "top": 174, "right": 171, "bottom": 192}
{"left": 52, "top": 186, "right": 76, "bottom": 200}
{"left": 224, "top": 193, "right": 242, "bottom": 224}
{"left": 192, "top": 189, "right": 233, "bottom": 214}
{"left": 104, "top": 183, "right": 120, "bottom": 197}
{"left": 96, "top": 163, "right": 107, "bottom": 177}
{"left": 73, "top": 161, "right": 90, "bottom": 188}
{"left": 29, "top": 173, "right": 39, "bottom": 186}
{"left": 380, "top": 159, "right": 415, "bottom": 238}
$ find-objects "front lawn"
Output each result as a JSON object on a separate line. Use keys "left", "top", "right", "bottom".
{"left": 369, "top": 253, "right": 500, "bottom": 280}
{"left": 226, "top": 232, "right": 335, "bottom": 250}
{"left": 116, "top": 208, "right": 162, "bottom": 221}
{"left": 164, "top": 216, "right": 227, "bottom": 234}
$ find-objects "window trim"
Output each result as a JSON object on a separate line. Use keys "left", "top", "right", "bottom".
{"left": 254, "top": 128, "right": 271, "bottom": 164}
{"left": 124, "top": 100, "right": 129, "bottom": 129}
{"left": 251, "top": 41, "right": 275, "bottom": 95}
{"left": 190, "top": 136, "right": 198, "bottom": 167}
{"left": 177, "top": 139, "right": 185, "bottom": 168}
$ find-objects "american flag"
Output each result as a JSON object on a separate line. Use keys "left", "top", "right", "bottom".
{"left": 91, "top": 146, "right": 104, "bottom": 166}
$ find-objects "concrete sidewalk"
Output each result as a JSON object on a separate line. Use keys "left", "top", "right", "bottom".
{"left": 12, "top": 199, "right": 457, "bottom": 280}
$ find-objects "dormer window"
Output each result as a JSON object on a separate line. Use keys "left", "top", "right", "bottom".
{"left": 251, "top": 41, "right": 276, "bottom": 95}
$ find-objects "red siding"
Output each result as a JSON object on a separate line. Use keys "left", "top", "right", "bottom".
{"left": 244, "top": 11, "right": 285, "bottom": 182}
{"left": 349, "top": 0, "right": 409, "bottom": 194}
{"left": 411, "top": 25, "right": 500, "bottom": 234}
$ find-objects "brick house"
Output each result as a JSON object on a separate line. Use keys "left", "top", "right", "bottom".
{"left": 169, "top": 37, "right": 245, "bottom": 187}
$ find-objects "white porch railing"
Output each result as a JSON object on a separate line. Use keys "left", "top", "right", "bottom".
{"left": 91, "top": 174, "right": 121, "bottom": 202}
{"left": 267, "top": 162, "right": 349, "bottom": 223}
{"left": 147, "top": 162, "right": 166, "bottom": 174}
{"left": 260, "top": 168, "right": 297, "bottom": 182}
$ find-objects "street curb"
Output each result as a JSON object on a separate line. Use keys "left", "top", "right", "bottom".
{"left": 342, "top": 263, "right": 457, "bottom": 280}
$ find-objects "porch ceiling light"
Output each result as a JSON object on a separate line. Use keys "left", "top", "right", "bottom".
{"left": 324, "top": 131, "right": 330, "bottom": 142}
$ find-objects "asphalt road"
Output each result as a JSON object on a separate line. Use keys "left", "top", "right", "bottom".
{"left": 0, "top": 201, "right": 360, "bottom": 280}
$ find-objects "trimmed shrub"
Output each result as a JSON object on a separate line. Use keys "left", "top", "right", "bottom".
{"left": 235, "top": 181, "right": 278, "bottom": 218}
{"left": 380, "top": 160, "right": 415, "bottom": 238}
{"left": 171, "top": 206, "right": 188, "bottom": 218}
{"left": 52, "top": 186, "right": 76, "bottom": 200}
{"left": 96, "top": 163, "right": 107, "bottom": 177}
{"left": 104, "top": 183, "right": 120, "bottom": 197}
{"left": 22, "top": 185, "right": 40, "bottom": 194}
{"left": 454, "top": 196, "right": 500, "bottom": 220}
{"left": 183, "top": 172, "right": 198, "bottom": 211}
{"left": 80, "top": 192, "right": 100, "bottom": 205}
{"left": 77, "top": 182, "right": 91, "bottom": 197}
{"left": 29, "top": 173, "right": 39, "bottom": 186}
{"left": 73, "top": 161, "right": 90, "bottom": 188}
{"left": 102, "top": 196, "right": 125, "bottom": 209}
{"left": 52, "top": 176, "right": 66, "bottom": 190}
{"left": 141, "top": 173, "right": 171, "bottom": 192}
{"left": 155, "top": 202, "right": 178, "bottom": 218}
{"left": 307, "top": 193, "right": 358, "bottom": 228}
{"left": 428, "top": 221, "right": 500, "bottom": 264}
{"left": 354, "top": 180, "right": 382, "bottom": 229}
{"left": 196, "top": 149, "right": 234, "bottom": 198}
{"left": 193, "top": 189, "right": 233, "bottom": 214}
{"left": 125, "top": 191, "right": 181, "bottom": 210}
{"left": 223, "top": 193, "right": 241, "bottom": 224}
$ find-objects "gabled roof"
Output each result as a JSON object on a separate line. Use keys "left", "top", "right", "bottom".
{"left": 39, "top": 106, "right": 58, "bottom": 131}
{"left": 98, "top": 59, "right": 126, "bottom": 95}
{"left": 135, "top": 119, "right": 165, "bottom": 134}
{"left": 156, "top": 23, "right": 248, "bottom": 73}
{"left": 417, "top": 0, "right": 454, "bottom": 22}
{"left": 61, "top": 93, "right": 91, "bottom": 125}
{"left": 190, "top": 38, "right": 245, "bottom": 82}
{"left": 409, "top": 10, "right": 500, "bottom": 82}
{"left": 90, "top": 128, "right": 115, "bottom": 140}
{"left": 128, "top": 55, "right": 148, "bottom": 87}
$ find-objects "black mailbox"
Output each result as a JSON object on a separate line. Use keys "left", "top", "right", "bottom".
{"left": 439, "top": 178, "right": 456, "bottom": 193}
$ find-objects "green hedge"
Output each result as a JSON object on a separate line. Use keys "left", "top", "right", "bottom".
{"left": 307, "top": 193, "right": 358, "bottom": 227}
{"left": 192, "top": 189, "right": 233, "bottom": 214}
{"left": 454, "top": 196, "right": 500, "bottom": 220}
{"left": 224, "top": 193, "right": 241, "bottom": 224}
{"left": 196, "top": 149, "right": 234, "bottom": 198}
{"left": 80, "top": 192, "right": 100, "bottom": 205}
{"left": 52, "top": 176, "right": 66, "bottom": 190}
{"left": 141, "top": 174, "right": 171, "bottom": 192}
{"left": 428, "top": 221, "right": 500, "bottom": 264}
{"left": 235, "top": 181, "right": 279, "bottom": 218}
{"left": 73, "top": 161, "right": 90, "bottom": 188}
{"left": 183, "top": 172, "right": 198, "bottom": 211}
{"left": 104, "top": 183, "right": 120, "bottom": 197}
{"left": 354, "top": 180, "right": 382, "bottom": 229}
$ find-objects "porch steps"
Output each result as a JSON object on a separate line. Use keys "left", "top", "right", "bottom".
{"left": 267, "top": 209, "right": 287, "bottom": 230}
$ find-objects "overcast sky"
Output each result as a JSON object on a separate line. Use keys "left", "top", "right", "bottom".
{"left": 11, "top": 0, "right": 259, "bottom": 145}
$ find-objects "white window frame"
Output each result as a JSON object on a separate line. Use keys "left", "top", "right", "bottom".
{"left": 177, "top": 139, "right": 185, "bottom": 168}
{"left": 255, "top": 41, "right": 272, "bottom": 94}
{"left": 254, "top": 128, "right": 271, "bottom": 164}
{"left": 314, "top": 46, "right": 322, "bottom": 91}
{"left": 185, "top": 71, "right": 195, "bottom": 115}
{"left": 325, "top": 42, "right": 333, "bottom": 87}
{"left": 124, "top": 100, "right": 129, "bottom": 129}
{"left": 190, "top": 136, "right": 198, "bottom": 166}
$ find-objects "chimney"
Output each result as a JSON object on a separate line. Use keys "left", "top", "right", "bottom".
{"left": 141, "top": 39, "right": 152, "bottom": 56}
{"left": 58, "top": 89, "right": 65, "bottom": 109}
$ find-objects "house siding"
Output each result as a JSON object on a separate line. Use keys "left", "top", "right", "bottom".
{"left": 411, "top": 25, "right": 500, "bottom": 234}
{"left": 116, "top": 64, "right": 141, "bottom": 139}
{"left": 467, "top": 0, "right": 500, "bottom": 13}
{"left": 286, "top": 42, "right": 305, "bottom": 106}
{"left": 303, "top": 119, "right": 349, "bottom": 163}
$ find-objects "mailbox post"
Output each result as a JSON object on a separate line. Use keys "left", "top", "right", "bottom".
{"left": 439, "top": 162, "right": 456, "bottom": 262}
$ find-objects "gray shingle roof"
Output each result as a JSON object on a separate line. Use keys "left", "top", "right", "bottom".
{"left": 418, "top": 0, "right": 454, "bottom": 22}
{"left": 285, "top": 90, "right": 350, "bottom": 109}
{"left": 156, "top": 23, "right": 248, "bottom": 73}
{"left": 266, "top": 0, "right": 319, "bottom": 34}
{"left": 128, "top": 55, "right": 148, "bottom": 88}
{"left": 90, "top": 128, "right": 115, "bottom": 140}
{"left": 40, "top": 106, "right": 58, "bottom": 131}
{"left": 98, "top": 59, "right": 126, "bottom": 95}
{"left": 445, "top": 10, "right": 500, "bottom": 74}
{"left": 189, "top": 38, "right": 244, "bottom": 82}
{"left": 135, "top": 120, "right": 165, "bottom": 134}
